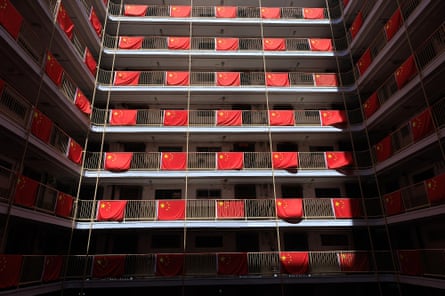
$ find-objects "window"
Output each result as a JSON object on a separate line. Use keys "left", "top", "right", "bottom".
{"left": 320, "top": 234, "right": 348, "bottom": 246}
{"left": 309, "top": 146, "right": 334, "bottom": 152}
{"left": 276, "top": 142, "right": 299, "bottom": 152}
{"left": 151, "top": 234, "right": 181, "bottom": 249}
{"left": 412, "top": 168, "right": 435, "bottom": 183}
{"left": 234, "top": 184, "right": 256, "bottom": 199}
{"left": 281, "top": 185, "right": 302, "bottom": 198}
{"left": 283, "top": 233, "right": 308, "bottom": 251}
{"left": 315, "top": 188, "right": 341, "bottom": 198}
{"left": 155, "top": 189, "right": 181, "bottom": 200}
{"left": 195, "top": 236, "right": 223, "bottom": 248}
{"left": 196, "top": 189, "right": 221, "bottom": 199}
{"left": 116, "top": 185, "right": 142, "bottom": 200}
{"left": 158, "top": 146, "right": 182, "bottom": 152}
{"left": 124, "top": 142, "right": 145, "bottom": 152}
{"left": 196, "top": 147, "right": 221, "bottom": 152}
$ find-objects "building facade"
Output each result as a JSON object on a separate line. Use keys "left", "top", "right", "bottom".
{"left": 0, "top": 0, "right": 445, "bottom": 295}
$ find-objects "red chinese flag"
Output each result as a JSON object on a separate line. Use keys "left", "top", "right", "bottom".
{"left": 338, "top": 252, "right": 370, "bottom": 272}
{"left": 110, "top": 109, "right": 137, "bottom": 125}
{"left": 42, "top": 255, "right": 63, "bottom": 282}
{"left": 280, "top": 252, "right": 309, "bottom": 274}
{"left": 156, "top": 254, "right": 184, "bottom": 276}
{"left": 383, "top": 190, "right": 404, "bottom": 216}
{"left": 216, "top": 200, "right": 245, "bottom": 219}
{"left": 216, "top": 110, "right": 242, "bottom": 126}
{"left": 411, "top": 109, "right": 433, "bottom": 142}
{"left": 84, "top": 48, "right": 97, "bottom": 76}
{"left": 395, "top": 55, "right": 417, "bottom": 89}
{"left": 31, "top": 109, "right": 53, "bottom": 143}
{"left": 166, "top": 72, "right": 189, "bottom": 86}
{"left": 124, "top": 5, "right": 148, "bottom": 16}
{"left": 56, "top": 3, "right": 73, "bottom": 39}
{"left": 215, "top": 38, "right": 239, "bottom": 51}
{"left": 89, "top": 8, "right": 102, "bottom": 37}
{"left": 261, "top": 7, "right": 280, "bottom": 19}
{"left": 375, "top": 135, "right": 392, "bottom": 163}
{"left": 114, "top": 71, "right": 141, "bottom": 86}
{"left": 313, "top": 74, "right": 338, "bottom": 86}
{"left": 398, "top": 250, "right": 423, "bottom": 275}
{"left": 0, "top": 0, "right": 23, "bottom": 39}
{"left": 276, "top": 198, "right": 303, "bottom": 219}
{"left": 97, "top": 200, "right": 127, "bottom": 221}
{"left": 74, "top": 88, "right": 91, "bottom": 115}
{"left": 13, "top": 175, "right": 39, "bottom": 207}
{"left": 163, "top": 110, "right": 188, "bottom": 126}
{"left": 266, "top": 73, "right": 289, "bottom": 87}
{"left": 357, "top": 48, "right": 372, "bottom": 75}
{"left": 170, "top": 6, "right": 191, "bottom": 17}
{"left": 269, "top": 110, "right": 295, "bottom": 126}
{"left": 424, "top": 174, "right": 445, "bottom": 204}
{"left": 92, "top": 255, "right": 125, "bottom": 278}
{"left": 167, "top": 37, "right": 190, "bottom": 50}
{"left": 217, "top": 253, "right": 248, "bottom": 275}
{"left": 0, "top": 79, "right": 4, "bottom": 93}
{"left": 215, "top": 6, "right": 237, "bottom": 18}
{"left": 325, "top": 152, "right": 353, "bottom": 169}
{"left": 217, "top": 152, "right": 244, "bottom": 170}
{"left": 263, "top": 38, "right": 286, "bottom": 51}
{"left": 157, "top": 200, "right": 186, "bottom": 220}
{"left": 68, "top": 138, "right": 83, "bottom": 164}
{"left": 320, "top": 110, "right": 346, "bottom": 126}
{"left": 45, "top": 52, "right": 64, "bottom": 86}
{"left": 0, "top": 255, "right": 22, "bottom": 288}
{"left": 350, "top": 12, "right": 363, "bottom": 39}
{"left": 272, "top": 152, "right": 299, "bottom": 169}
{"left": 118, "top": 36, "right": 144, "bottom": 49}
{"left": 308, "top": 39, "right": 333, "bottom": 51}
{"left": 303, "top": 8, "right": 324, "bottom": 19}
{"left": 55, "top": 192, "right": 74, "bottom": 217}
{"left": 343, "top": 0, "right": 350, "bottom": 8}
{"left": 385, "top": 8, "right": 402, "bottom": 41}
{"left": 363, "top": 92, "right": 380, "bottom": 119}
{"left": 104, "top": 152, "right": 133, "bottom": 171}
{"left": 332, "top": 198, "right": 362, "bottom": 218}
{"left": 216, "top": 72, "right": 240, "bottom": 86}
{"left": 161, "top": 152, "right": 187, "bottom": 170}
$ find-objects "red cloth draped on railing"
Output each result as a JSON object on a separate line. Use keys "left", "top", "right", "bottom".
{"left": 56, "top": 3, "right": 74, "bottom": 39}
{"left": 119, "top": 36, "right": 144, "bottom": 49}
{"left": 161, "top": 152, "right": 187, "bottom": 170}
{"left": 104, "top": 152, "right": 133, "bottom": 171}
{"left": 303, "top": 8, "right": 324, "bottom": 19}
{"left": 268, "top": 110, "right": 295, "bottom": 126}
{"left": 89, "top": 8, "right": 102, "bottom": 37}
{"left": 332, "top": 198, "right": 362, "bottom": 218}
{"left": 398, "top": 250, "right": 423, "bottom": 275}
{"left": 13, "top": 175, "right": 38, "bottom": 208}
{"left": 166, "top": 71, "right": 190, "bottom": 86}
{"left": 31, "top": 109, "right": 53, "bottom": 143}
{"left": 55, "top": 192, "right": 74, "bottom": 217}
{"left": 350, "top": 11, "right": 363, "bottom": 39}
{"left": 338, "top": 252, "right": 370, "bottom": 272}
{"left": 167, "top": 37, "right": 190, "bottom": 49}
{"left": 114, "top": 71, "right": 141, "bottom": 86}
{"left": 124, "top": 5, "right": 148, "bottom": 16}
{"left": 215, "top": 6, "right": 237, "bottom": 18}
{"left": 383, "top": 190, "right": 404, "bottom": 216}
{"left": 276, "top": 198, "right": 303, "bottom": 219}
{"left": 395, "top": 55, "right": 417, "bottom": 89}
{"left": 325, "top": 152, "right": 353, "bottom": 169}
{"left": 170, "top": 6, "right": 191, "bottom": 17}
{"left": 319, "top": 110, "right": 347, "bottom": 126}
{"left": 261, "top": 7, "right": 281, "bottom": 19}
{"left": 216, "top": 72, "right": 240, "bottom": 86}
{"left": 67, "top": 138, "right": 83, "bottom": 164}
{"left": 74, "top": 88, "right": 92, "bottom": 115}
{"left": 45, "top": 52, "right": 64, "bottom": 86}
{"left": 163, "top": 110, "right": 188, "bottom": 126}
{"left": 263, "top": 38, "right": 286, "bottom": 51}
{"left": 424, "top": 174, "right": 445, "bottom": 204}
{"left": 266, "top": 73, "right": 289, "bottom": 86}
{"left": 92, "top": 255, "right": 126, "bottom": 278}
{"left": 0, "top": 0, "right": 23, "bottom": 39}
{"left": 157, "top": 200, "right": 186, "bottom": 220}
{"left": 363, "top": 92, "right": 380, "bottom": 119}
{"left": 109, "top": 109, "right": 137, "bottom": 125}
{"left": 216, "top": 200, "right": 245, "bottom": 218}
{"left": 216, "top": 38, "right": 239, "bottom": 50}
{"left": 410, "top": 108, "right": 434, "bottom": 142}
{"left": 96, "top": 200, "right": 128, "bottom": 221}
{"left": 375, "top": 135, "right": 392, "bottom": 163}
{"left": 313, "top": 74, "right": 338, "bottom": 86}
{"left": 0, "top": 255, "right": 22, "bottom": 288}
{"left": 357, "top": 48, "right": 372, "bottom": 75}
{"left": 42, "top": 255, "right": 63, "bottom": 282}
{"left": 216, "top": 110, "right": 242, "bottom": 126}
{"left": 84, "top": 48, "right": 97, "bottom": 76}
{"left": 217, "top": 253, "right": 248, "bottom": 275}
{"left": 280, "top": 252, "right": 309, "bottom": 274}
{"left": 156, "top": 254, "right": 184, "bottom": 276}
{"left": 217, "top": 152, "right": 244, "bottom": 170}
{"left": 272, "top": 152, "right": 298, "bottom": 169}
{"left": 385, "top": 8, "right": 402, "bottom": 41}
{"left": 308, "top": 39, "right": 332, "bottom": 51}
